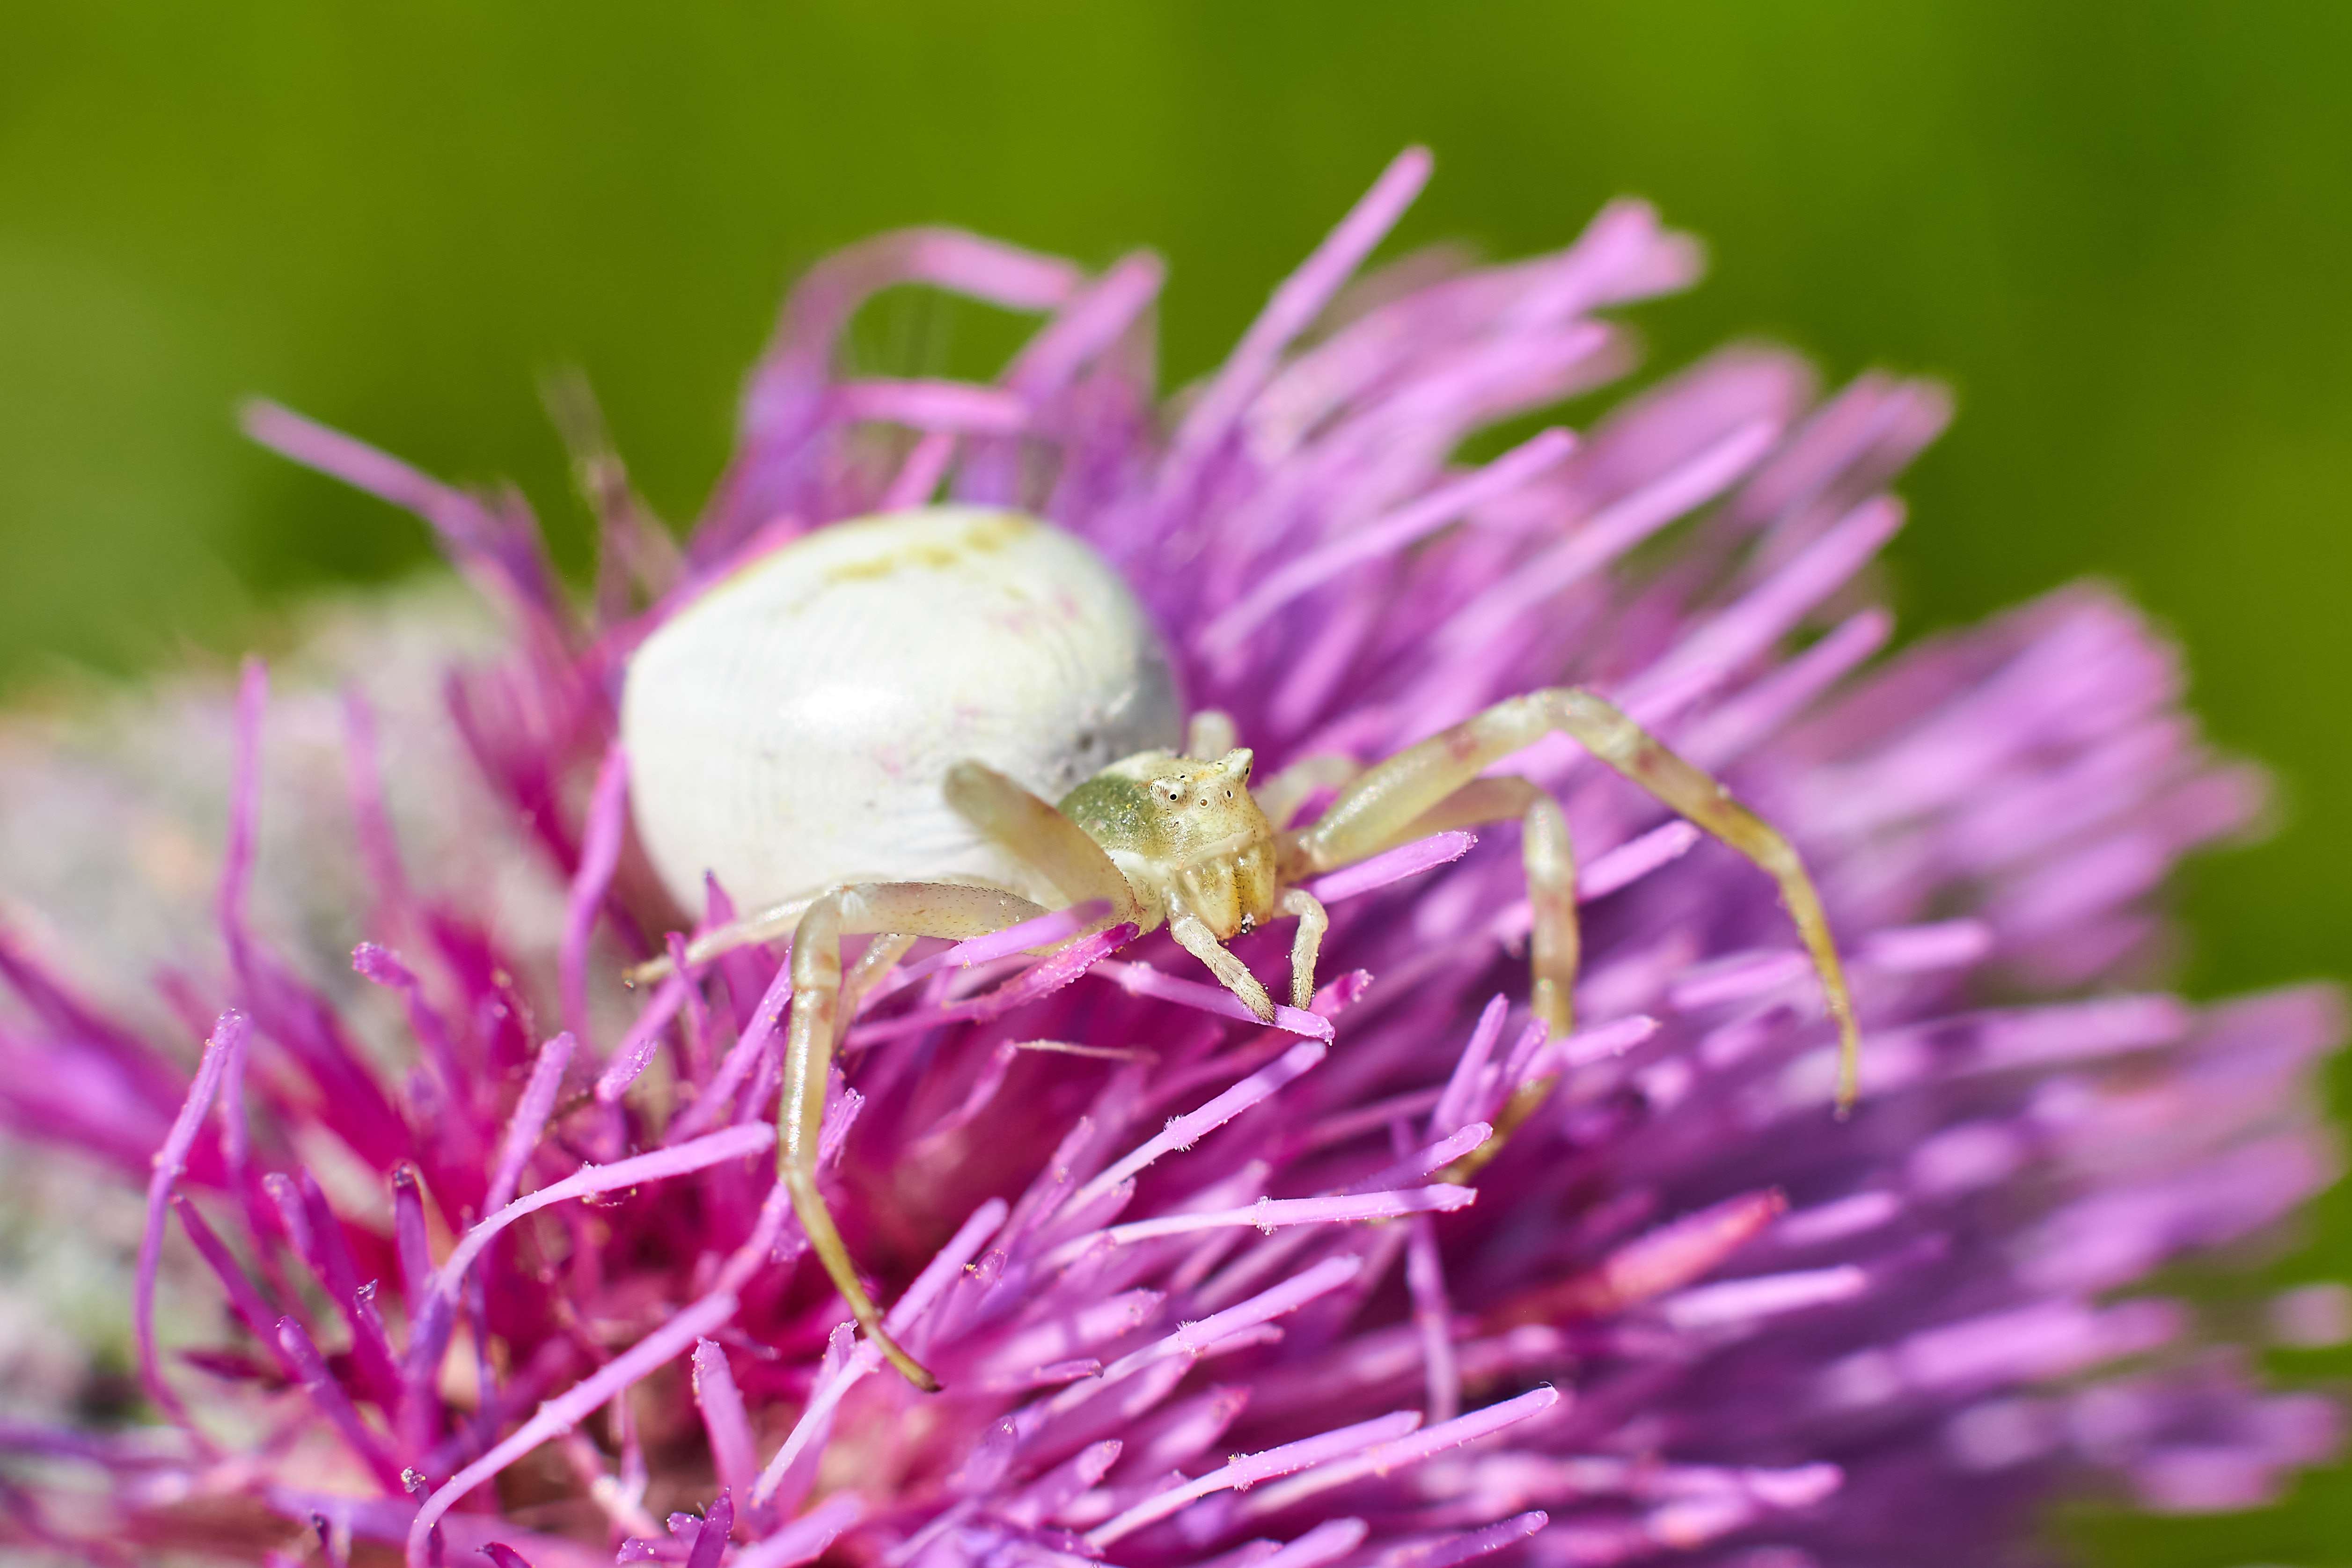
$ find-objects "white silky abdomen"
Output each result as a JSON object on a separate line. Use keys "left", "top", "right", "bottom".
{"left": 622, "top": 506, "right": 1182, "bottom": 914}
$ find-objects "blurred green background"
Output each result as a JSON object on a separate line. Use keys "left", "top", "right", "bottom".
{"left": 1, "top": 1, "right": 2347, "bottom": 1559}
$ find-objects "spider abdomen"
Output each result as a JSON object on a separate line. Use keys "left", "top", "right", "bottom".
{"left": 622, "top": 506, "right": 1182, "bottom": 914}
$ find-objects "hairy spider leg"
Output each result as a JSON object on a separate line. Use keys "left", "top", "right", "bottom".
{"left": 630, "top": 892, "right": 819, "bottom": 985}
{"left": 1291, "top": 687, "right": 1862, "bottom": 1146}
{"left": 1342, "top": 773, "right": 1577, "bottom": 1176}
{"left": 1186, "top": 708, "right": 1239, "bottom": 759}
{"left": 941, "top": 762, "right": 1143, "bottom": 925}
{"left": 779, "top": 762, "right": 1176, "bottom": 1391}
{"left": 784, "top": 880, "right": 1047, "bottom": 1391}
{"left": 1372, "top": 773, "right": 1579, "bottom": 1044}
{"left": 836, "top": 933, "right": 919, "bottom": 1039}
{"left": 1276, "top": 887, "right": 1330, "bottom": 1010}
{"left": 1253, "top": 753, "right": 1363, "bottom": 831}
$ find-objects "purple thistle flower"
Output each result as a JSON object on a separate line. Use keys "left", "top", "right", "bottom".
{"left": 0, "top": 147, "right": 2339, "bottom": 1566}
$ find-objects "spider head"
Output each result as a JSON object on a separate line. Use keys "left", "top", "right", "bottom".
{"left": 1070, "top": 747, "right": 1279, "bottom": 938}
{"left": 1156, "top": 750, "right": 1278, "bottom": 939}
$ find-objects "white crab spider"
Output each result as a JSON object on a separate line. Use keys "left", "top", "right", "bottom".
{"left": 622, "top": 506, "right": 1860, "bottom": 1390}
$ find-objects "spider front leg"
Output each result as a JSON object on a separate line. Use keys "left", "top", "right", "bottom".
{"left": 943, "top": 761, "right": 1143, "bottom": 927}
{"left": 1254, "top": 752, "right": 1362, "bottom": 831}
{"left": 1361, "top": 773, "right": 1578, "bottom": 1041}
{"left": 1186, "top": 709, "right": 1239, "bottom": 759}
{"left": 784, "top": 880, "right": 1047, "bottom": 1391}
{"left": 1277, "top": 887, "right": 1328, "bottom": 1010}
{"left": 1295, "top": 686, "right": 1861, "bottom": 1118}
{"left": 626, "top": 891, "right": 820, "bottom": 985}
{"left": 1286, "top": 769, "right": 1574, "bottom": 1174}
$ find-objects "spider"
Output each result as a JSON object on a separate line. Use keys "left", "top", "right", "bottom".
{"left": 623, "top": 506, "right": 1858, "bottom": 1390}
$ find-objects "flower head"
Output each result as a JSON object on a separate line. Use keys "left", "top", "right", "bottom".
{"left": 0, "top": 148, "right": 2337, "bottom": 1567}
